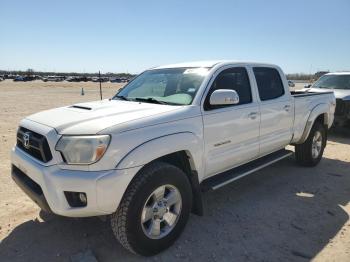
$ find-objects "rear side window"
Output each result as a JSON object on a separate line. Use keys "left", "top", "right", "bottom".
{"left": 205, "top": 67, "right": 252, "bottom": 110}
{"left": 253, "top": 67, "right": 285, "bottom": 101}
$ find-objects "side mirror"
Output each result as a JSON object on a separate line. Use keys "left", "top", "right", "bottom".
{"left": 288, "top": 81, "right": 295, "bottom": 87}
{"left": 210, "top": 89, "right": 239, "bottom": 106}
{"left": 304, "top": 84, "right": 312, "bottom": 88}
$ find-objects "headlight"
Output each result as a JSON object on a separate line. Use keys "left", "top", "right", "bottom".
{"left": 55, "top": 135, "right": 110, "bottom": 164}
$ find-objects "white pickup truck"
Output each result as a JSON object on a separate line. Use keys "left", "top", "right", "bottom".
{"left": 11, "top": 61, "right": 335, "bottom": 256}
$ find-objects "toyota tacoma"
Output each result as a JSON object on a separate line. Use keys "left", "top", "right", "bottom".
{"left": 11, "top": 61, "right": 335, "bottom": 256}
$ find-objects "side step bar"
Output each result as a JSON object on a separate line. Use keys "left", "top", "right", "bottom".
{"left": 201, "top": 149, "right": 293, "bottom": 191}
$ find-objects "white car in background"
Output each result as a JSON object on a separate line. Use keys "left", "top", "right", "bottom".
{"left": 306, "top": 72, "right": 350, "bottom": 127}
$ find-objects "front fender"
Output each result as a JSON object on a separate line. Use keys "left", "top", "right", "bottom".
{"left": 116, "top": 132, "right": 204, "bottom": 179}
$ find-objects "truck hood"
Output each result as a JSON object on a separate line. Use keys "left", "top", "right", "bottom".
{"left": 26, "top": 99, "right": 184, "bottom": 134}
{"left": 309, "top": 88, "right": 350, "bottom": 100}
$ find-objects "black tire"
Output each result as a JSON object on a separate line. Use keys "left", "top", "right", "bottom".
{"left": 110, "top": 161, "right": 192, "bottom": 256}
{"left": 295, "top": 121, "right": 327, "bottom": 167}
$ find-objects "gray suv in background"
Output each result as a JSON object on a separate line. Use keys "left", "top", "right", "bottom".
{"left": 308, "top": 73, "right": 350, "bottom": 127}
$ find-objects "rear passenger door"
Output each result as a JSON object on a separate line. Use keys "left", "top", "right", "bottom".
{"left": 202, "top": 66, "right": 260, "bottom": 177}
{"left": 253, "top": 67, "right": 293, "bottom": 155}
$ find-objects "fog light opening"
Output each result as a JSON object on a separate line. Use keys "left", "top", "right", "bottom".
{"left": 64, "top": 191, "right": 87, "bottom": 207}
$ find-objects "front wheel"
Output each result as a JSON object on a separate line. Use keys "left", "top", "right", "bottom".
{"left": 295, "top": 121, "right": 327, "bottom": 166}
{"left": 110, "top": 162, "right": 192, "bottom": 256}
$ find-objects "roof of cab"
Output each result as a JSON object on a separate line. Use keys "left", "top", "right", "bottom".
{"left": 153, "top": 60, "right": 224, "bottom": 69}
{"left": 152, "top": 60, "right": 277, "bottom": 69}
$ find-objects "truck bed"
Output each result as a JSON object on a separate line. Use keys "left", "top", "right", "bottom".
{"left": 291, "top": 90, "right": 335, "bottom": 144}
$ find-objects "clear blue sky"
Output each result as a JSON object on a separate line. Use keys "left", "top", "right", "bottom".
{"left": 1, "top": 0, "right": 349, "bottom": 74}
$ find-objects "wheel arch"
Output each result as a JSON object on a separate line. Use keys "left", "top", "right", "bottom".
{"left": 115, "top": 133, "right": 204, "bottom": 215}
{"left": 115, "top": 132, "right": 203, "bottom": 174}
{"left": 154, "top": 151, "right": 204, "bottom": 216}
{"left": 295, "top": 103, "right": 330, "bottom": 144}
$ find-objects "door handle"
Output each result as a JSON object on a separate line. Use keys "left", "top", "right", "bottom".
{"left": 248, "top": 112, "right": 258, "bottom": 119}
{"left": 283, "top": 105, "right": 291, "bottom": 112}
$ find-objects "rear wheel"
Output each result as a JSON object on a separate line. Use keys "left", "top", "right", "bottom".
{"left": 110, "top": 161, "right": 192, "bottom": 256}
{"left": 295, "top": 121, "right": 327, "bottom": 166}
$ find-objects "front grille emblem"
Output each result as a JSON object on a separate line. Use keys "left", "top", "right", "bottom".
{"left": 23, "top": 132, "right": 31, "bottom": 149}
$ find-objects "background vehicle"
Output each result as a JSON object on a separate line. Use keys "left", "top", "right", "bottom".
{"left": 66, "top": 76, "right": 90, "bottom": 82}
{"left": 65, "top": 76, "right": 77, "bottom": 82}
{"left": 11, "top": 61, "right": 335, "bottom": 256}
{"left": 92, "top": 77, "right": 109, "bottom": 82}
{"left": 13, "top": 76, "right": 24, "bottom": 81}
{"left": 306, "top": 72, "right": 350, "bottom": 127}
{"left": 13, "top": 75, "right": 36, "bottom": 81}
{"left": 110, "top": 77, "right": 122, "bottom": 83}
{"left": 42, "top": 76, "right": 65, "bottom": 82}
{"left": 287, "top": 80, "right": 295, "bottom": 87}
{"left": 110, "top": 77, "right": 129, "bottom": 83}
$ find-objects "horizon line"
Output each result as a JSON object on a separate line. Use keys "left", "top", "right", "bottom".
{"left": 1, "top": 68, "right": 341, "bottom": 76}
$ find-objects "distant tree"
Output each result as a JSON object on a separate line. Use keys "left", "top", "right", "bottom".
{"left": 26, "top": 68, "right": 34, "bottom": 76}
{"left": 0, "top": 68, "right": 136, "bottom": 79}
{"left": 286, "top": 73, "right": 313, "bottom": 81}
{"left": 314, "top": 71, "right": 329, "bottom": 79}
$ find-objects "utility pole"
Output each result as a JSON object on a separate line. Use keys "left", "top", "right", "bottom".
{"left": 99, "top": 70, "right": 102, "bottom": 100}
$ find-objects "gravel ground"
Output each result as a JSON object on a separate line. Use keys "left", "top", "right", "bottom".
{"left": 0, "top": 80, "right": 349, "bottom": 262}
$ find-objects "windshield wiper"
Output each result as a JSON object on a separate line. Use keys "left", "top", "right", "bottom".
{"left": 114, "top": 95, "right": 129, "bottom": 101}
{"left": 134, "top": 97, "right": 169, "bottom": 105}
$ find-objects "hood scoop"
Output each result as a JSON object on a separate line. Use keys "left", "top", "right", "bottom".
{"left": 70, "top": 105, "right": 92, "bottom": 110}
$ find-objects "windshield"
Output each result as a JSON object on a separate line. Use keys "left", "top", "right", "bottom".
{"left": 113, "top": 67, "right": 209, "bottom": 105}
{"left": 313, "top": 74, "right": 350, "bottom": 90}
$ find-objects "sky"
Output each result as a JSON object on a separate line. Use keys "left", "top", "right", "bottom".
{"left": 1, "top": 0, "right": 349, "bottom": 74}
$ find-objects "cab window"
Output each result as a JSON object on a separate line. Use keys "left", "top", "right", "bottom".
{"left": 205, "top": 67, "right": 252, "bottom": 110}
{"left": 253, "top": 67, "right": 285, "bottom": 101}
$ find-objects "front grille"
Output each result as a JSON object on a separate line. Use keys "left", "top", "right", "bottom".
{"left": 335, "top": 99, "right": 346, "bottom": 115}
{"left": 17, "top": 127, "right": 53, "bottom": 163}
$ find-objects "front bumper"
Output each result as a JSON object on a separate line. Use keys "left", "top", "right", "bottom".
{"left": 12, "top": 164, "right": 52, "bottom": 213}
{"left": 333, "top": 99, "right": 350, "bottom": 127}
{"left": 333, "top": 115, "right": 350, "bottom": 127}
{"left": 11, "top": 146, "right": 141, "bottom": 217}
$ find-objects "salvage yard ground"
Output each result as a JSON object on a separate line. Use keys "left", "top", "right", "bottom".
{"left": 0, "top": 80, "right": 350, "bottom": 261}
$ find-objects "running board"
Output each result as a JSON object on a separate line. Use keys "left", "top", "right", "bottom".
{"left": 201, "top": 149, "right": 293, "bottom": 191}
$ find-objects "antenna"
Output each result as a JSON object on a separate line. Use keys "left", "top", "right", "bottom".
{"left": 308, "top": 64, "right": 313, "bottom": 83}
{"left": 99, "top": 70, "right": 103, "bottom": 100}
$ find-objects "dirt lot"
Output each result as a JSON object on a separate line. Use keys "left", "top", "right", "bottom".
{"left": 0, "top": 80, "right": 350, "bottom": 262}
